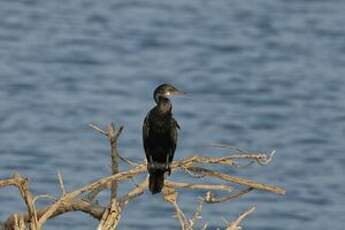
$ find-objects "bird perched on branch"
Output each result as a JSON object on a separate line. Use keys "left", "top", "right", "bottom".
{"left": 143, "top": 83, "right": 185, "bottom": 194}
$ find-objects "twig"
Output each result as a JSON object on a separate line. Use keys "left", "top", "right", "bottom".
{"left": 12, "top": 214, "right": 24, "bottom": 230}
{"left": 183, "top": 167, "right": 206, "bottom": 178}
{"left": 226, "top": 206, "right": 256, "bottom": 230}
{"left": 36, "top": 163, "right": 147, "bottom": 227}
{"left": 174, "top": 201, "right": 191, "bottom": 230}
{"left": 33, "top": 194, "right": 56, "bottom": 205}
{"left": 57, "top": 171, "right": 66, "bottom": 197}
{"left": 204, "top": 187, "right": 253, "bottom": 204}
{"left": 165, "top": 180, "right": 233, "bottom": 192}
{"left": 14, "top": 173, "right": 38, "bottom": 230}
{"left": 89, "top": 123, "right": 108, "bottom": 136}
{"left": 89, "top": 123, "right": 136, "bottom": 167}
{"left": 190, "top": 198, "right": 205, "bottom": 228}
{"left": 3, "top": 197, "right": 105, "bottom": 230}
{"left": 201, "top": 223, "right": 208, "bottom": 230}
{"left": 119, "top": 178, "right": 148, "bottom": 207}
{"left": 224, "top": 151, "right": 276, "bottom": 166}
{"left": 107, "top": 122, "right": 121, "bottom": 201}
{"left": 163, "top": 188, "right": 191, "bottom": 230}
{"left": 97, "top": 200, "right": 121, "bottom": 230}
{"left": 208, "top": 144, "right": 277, "bottom": 165}
{"left": 233, "top": 161, "right": 255, "bottom": 169}
{"left": 188, "top": 166, "right": 285, "bottom": 195}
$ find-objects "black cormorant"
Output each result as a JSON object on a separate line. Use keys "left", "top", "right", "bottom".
{"left": 143, "top": 83, "right": 185, "bottom": 194}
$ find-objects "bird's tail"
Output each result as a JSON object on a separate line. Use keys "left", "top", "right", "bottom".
{"left": 149, "top": 170, "right": 165, "bottom": 194}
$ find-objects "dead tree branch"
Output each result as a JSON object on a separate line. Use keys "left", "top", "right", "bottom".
{"left": 0, "top": 122, "right": 285, "bottom": 229}
{"left": 163, "top": 188, "right": 191, "bottom": 230}
{"left": 0, "top": 173, "right": 38, "bottom": 230}
{"left": 226, "top": 206, "right": 256, "bottom": 230}
{"left": 204, "top": 188, "right": 254, "bottom": 204}
{"left": 165, "top": 180, "right": 233, "bottom": 192}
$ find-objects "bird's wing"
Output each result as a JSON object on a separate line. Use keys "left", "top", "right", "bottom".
{"left": 169, "top": 117, "right": 179, "bottom": 162}
{"left": 143, "top": 113, "right": 151, "bottom": 163}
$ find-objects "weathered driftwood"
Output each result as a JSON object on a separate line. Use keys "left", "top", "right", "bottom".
{"left": 0, "top": 122, "right": 285, "bottom": 230}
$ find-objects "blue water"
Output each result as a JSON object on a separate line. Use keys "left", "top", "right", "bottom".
{"left": 1, "top": 0, "right": 345, "bottom": 229}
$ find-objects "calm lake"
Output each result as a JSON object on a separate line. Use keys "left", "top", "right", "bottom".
{"left": 0, "top": 0, "right": 344, "bottom": 229}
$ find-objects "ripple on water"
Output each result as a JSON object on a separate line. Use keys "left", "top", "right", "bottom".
{"left": 1, "top": 0, "right": 345, "bottom": 229}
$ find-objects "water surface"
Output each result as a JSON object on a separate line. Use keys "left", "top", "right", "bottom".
{"left": 0, "top": 0, "right": 345, "bottom": 229}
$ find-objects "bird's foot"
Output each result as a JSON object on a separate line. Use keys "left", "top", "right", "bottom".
{"left": 165, "top": 164, "right": 171, "bottom": 176}
{"left": 165, "top": 154, "right": 171, "bottom": 175}
{"left": 147, "top": 162, "right": 155, "bottom": 171}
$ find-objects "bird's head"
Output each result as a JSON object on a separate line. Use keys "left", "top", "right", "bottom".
{"left": 153, "top": 83, "right": 186, "bottom": 103}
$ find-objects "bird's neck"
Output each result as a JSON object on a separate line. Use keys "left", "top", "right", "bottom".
{"left": 157, "top": 96, "right": 172, "bottom": 114}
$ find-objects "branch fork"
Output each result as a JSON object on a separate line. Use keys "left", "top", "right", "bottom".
{"left": 0, "top": 122, "right": 285, "bottom": 230}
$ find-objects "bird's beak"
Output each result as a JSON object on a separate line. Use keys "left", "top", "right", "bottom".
{"left": 168, "top": 90, "right": 186, "bottom": 96}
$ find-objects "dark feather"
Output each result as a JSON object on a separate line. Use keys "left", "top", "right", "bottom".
{"left": 143, "top": 84, "right": 183, "bottom": 194}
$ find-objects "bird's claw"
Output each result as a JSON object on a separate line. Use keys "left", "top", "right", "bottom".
{"left": 147, "top": 162, "right": 155, "bottom": 171}
{"left": 148, "top": 161, "right": 171, "bottom": 175}
{"left": 165, "top": 164, "right": 171, "bottom": 176}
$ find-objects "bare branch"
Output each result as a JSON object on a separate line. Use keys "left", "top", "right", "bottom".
{"left": 182, "top": 167, "right": 206, "bottom": 178}
{"left": 201, "top": 223, "right": 208, "bottom": 230}
{"left": 57, "top": 171, "right": 66, "bottom": 197}
{"left": 226, "top": 206, "right": 256, "bottom": 230}
{"left": 4, "top": 198, "right": 105, "bottom": 230}
{"left": 204, "top": 187, "right": 253, "bottom": 204}
{"left": 190, "top": 199, "right": 205, "bottom": 228}
{"left": 107, "top": 122, "right": 120, "bottom": 201}
{"left": 163, "top": 188, "right": 191, "bottom": 230}
{"left": 37, "top": 163, "right": 147, "bottom": 226}
{"left": 209, "top": 144, "right": 277, "bottom": 165}
{"left": 187, "top": 166, "right": 285, "bottom": 195}
{"left": 31, "top": 152, "right": 284, "bottom": 227}
{"left": 97, "top": 200, "right": 121, "bottom": 230}
{"left": 89, "top": 123, "right": 108, "bottom": 136}
{"left": 33, "top": 194, "right": 56, "bottom": 205}
{"left": 1, "top": 173, "right": 39, "bottom": 230}
{"left": 94, "top": 122, "right": 124, "bottom": 230}
{"left": 118, "top": 155, "right": 137, "bottom": 167}
{"left": 0, "top": 123, "right": 284, "bottom": 229}
{"left": 165, "top": 180, "right": 233, "bottom": 192}
{"left": 89, "top": 123, "right": 136, "bottom": 167}
{"left": 13, "top": 214, "right": 24, "bottom": 230}
{"left": 181, "top": 155, "right": 236, "bottom": 167}
{"left": 224, "top": 150, "right": 276, "bottom": 166}
{"left": 119, "top": 178, "right": 148, "bottom": 207}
